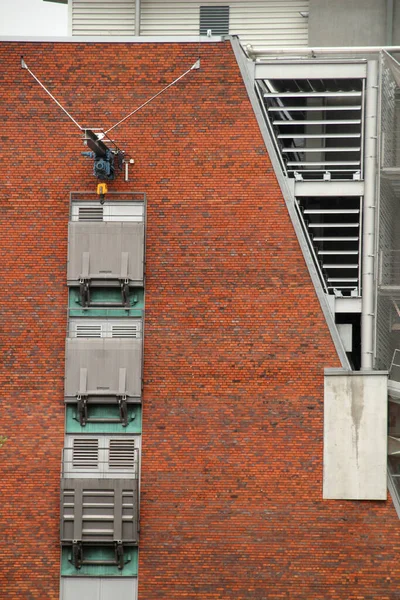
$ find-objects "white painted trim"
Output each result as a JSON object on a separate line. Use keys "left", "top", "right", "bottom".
{"left": 255, "top": 61, "right": 367, "bottom": 79}
{"left": 0, "top": 35, "right": 224, "bottom": 43}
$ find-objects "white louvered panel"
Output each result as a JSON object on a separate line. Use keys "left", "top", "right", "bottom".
{"left": 71, "top": 202, "right": 144, "bottom": 222}
{"left": 72, "top": 438, "right": 99, "bottom": 469}
{"left": 140, "top": 0, "right": 309, "bottom": 47}
{"left": 69, "top": 319, "right": 142, "bottom": 338}
{"left": 72, "top": 0, "right": 135, "bottom": 36}
{"left": 110, "top": 321, "right": 142, "bottom": 338}
{"left": 74, "top": 323, "right": 104, "bottom": 338}
{"left": 65, "top": 435, "right": 139, "bottom": 477}
{"left": 109, "top": 439, "right": 136, "bottom": 469}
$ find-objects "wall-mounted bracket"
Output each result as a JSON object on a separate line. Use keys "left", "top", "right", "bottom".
{"left": 72, "top": 540, "right": 83, "bottom": 569}
{"left": 78, "top": 277, "right": 131, "bottom": 310}
{"left": 70, "top": 540, "right": 126, "bottom": 570}
{"left": 76, "top": 368, "right": 129, "bottom": 426}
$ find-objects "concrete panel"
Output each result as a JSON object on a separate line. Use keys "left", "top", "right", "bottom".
{"left": 309, "top": 0, "right": 386, "bottom": 47}
{"left": 323, "top": 370, "right": 388, "bottom": 499}
{"left": 60, "top": 577, "right": 137, "bottom": 600}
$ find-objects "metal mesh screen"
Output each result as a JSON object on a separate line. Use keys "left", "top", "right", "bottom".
{"left": 381, "top": 54, "right": 397, "bottom": 168}
{"left": 375, "top": 53, "right": 400, "bottom": 368}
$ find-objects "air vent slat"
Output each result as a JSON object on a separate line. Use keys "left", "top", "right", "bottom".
{"left": 72, "top": 438, "right": 99, "bottom": 469}
{"left": 78, "top": 206, "right": 104, "bottom": 222}
{"left": 109, "top": 439, "right": 136, "bottom": 469}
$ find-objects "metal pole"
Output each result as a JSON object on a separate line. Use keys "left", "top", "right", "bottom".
{"left": 361, "top": 60, "right": 378, "bottom": 370}
{"left": 246, "top": 45, "right": 400, "bottom": 57}
{"left": 135, "top": 0, "right": 141, "bottom": 36}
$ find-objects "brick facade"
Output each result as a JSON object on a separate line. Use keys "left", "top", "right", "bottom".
{"left": 0, "top": 40, "right": 399, "bottom": 599}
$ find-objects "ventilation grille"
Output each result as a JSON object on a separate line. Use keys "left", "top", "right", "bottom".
{"left": 75, "top": 324, "right": 103, "bottom": 338}
{"left": 200, "top": 5, "right": 229, "bottom": 35}
{"left": 78, "top": 206, "right": 104, "bottom": 222}
{"left": 111, "top": 323, "right": 141, "bottom": 339}
{"left": 70, "top": 320, "right": 142, "bottom": 339}
{"left": 64, "top": 436, "right": 139, "bottom": 477}
{"left": 72, "top": 438, "right": 99, "bottom": 469}
{"left": 109, "top": 439, "right": 136, "bottom": 469}
{"left": 71, "top": 202, "right": 145, "bottom": 222}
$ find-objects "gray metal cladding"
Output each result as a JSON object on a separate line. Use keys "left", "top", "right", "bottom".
{"left": 61, "top": 479, "right": 139, "bottom": 543}
{"left": 60, "top": 578, "right": 138, "bottom": 600}
{"left": 67, "top": 222, "right": 145, "bottom": 286}
{"left": 64, "top": 338, "right": 142, "bottom": 401}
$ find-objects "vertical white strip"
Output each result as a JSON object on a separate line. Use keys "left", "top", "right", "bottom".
{"left": 361, "top": 60, "right": 378, "bottom": 370}
{"left": 135, "top": 0, "right": 141, "bottom": 35}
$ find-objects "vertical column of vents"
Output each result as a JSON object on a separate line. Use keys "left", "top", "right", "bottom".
{"left": 60, "top": 198, "right": 144, "bottom": 588}
{"left": 256, "top": 75, "right": 365, "bottom": 296}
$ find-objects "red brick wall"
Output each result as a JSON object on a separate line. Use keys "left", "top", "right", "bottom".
{"left": 0, "top": 40, "right": 399, "bottom": 600}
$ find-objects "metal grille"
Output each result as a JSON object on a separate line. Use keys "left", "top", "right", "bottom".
{"left": 77, "top": 206, "right": 104, "bottom": 222}
{"left": 375, "top": 53, "right": 400, "bottom": 368}
{"left": 110, "top": 322, "right": 142, "bottom": 338}
{"left": 199, "top": 5, "right": 229, "bottom": 35}
{"left": 109, "top": 439, "right": 136, "bottom": 469}
{"left": 64, "top": 436, "right": 139, "bottom": 478}
{"left": 75, "top": 324, "right": 103, "bottom": 338}
{"left": 71, "top": 201, "right": 145, "bottom": 223}
{"left": 70, "top": 319, "right": 142, "bottom": 339}
{"left": 381, "top": 53, "right": 398, "bottom": 169}
{"left": 72, "top": 438, "right": 99, "bottom": 469}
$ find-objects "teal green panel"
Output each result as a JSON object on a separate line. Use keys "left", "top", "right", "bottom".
{"left": 69, "top": 287, "right": 144, "bottom": 318}
{"left": 61, "top": 546, "right": 138, "bottom": 577}
{"left": 65, "top": 404, "right": 142, "bottom": 434}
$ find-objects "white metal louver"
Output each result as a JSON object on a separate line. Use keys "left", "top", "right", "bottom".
{"left": 64, "top": 435, "right": 140, "bottom": 478}
{"left": 140, "top": 0, "right": 309, "bottom": 48}
{"left": 74, "top": 323, "right": 104, "bottom": 338}
{"left": 71, "top": 0, "right": 136, "bottom": 36}
{"left": 71, "top": 202, "right": 145, "bottom": 223}
{"left": 109, "top": 439, "right": 136, "bottom": 469}
{"left": 72, "top": 438, "right": 99, "bottom": 469}
{"left": 69, "top": 319, "right": 142, "bottom": 339}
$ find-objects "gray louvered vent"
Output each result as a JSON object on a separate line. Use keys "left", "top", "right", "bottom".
{"left": 72, "top": 438, "right": 99, "bottom": 469}
{"left": 78, "top": 206, "right": 104, "bottom": 222}
{"left": 109, "top": 439, "right": 136, "bottom": 469}
{"left": 200, "top": 5, "right": 229, "bottom": 35}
